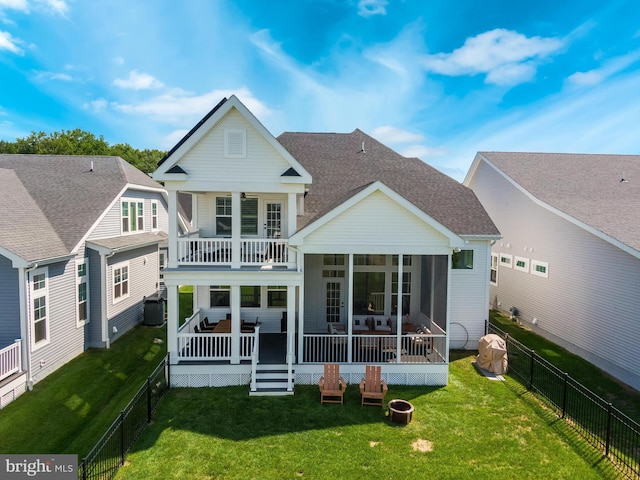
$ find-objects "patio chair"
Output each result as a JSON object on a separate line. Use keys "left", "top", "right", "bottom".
{"left": 359, "top": 365, "right": 388, "bottom": 406}
{"left": 319, "top": 363, "right": 347, "bottom": 404}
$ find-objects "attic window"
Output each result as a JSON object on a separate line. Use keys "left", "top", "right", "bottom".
{"left": 225, "top": 128, "right": 246, "bottom": 158}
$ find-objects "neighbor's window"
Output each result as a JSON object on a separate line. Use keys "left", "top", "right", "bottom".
{"left": 210, "top": 285, "right": 230, "bottom": 307}
{"left": 267, "top": 286, "right": 287, "bottom": 308}
{"left": 514, "top": 256, "right": 529, "bottom": 273}
{"left": 31, "top": 267, "right": 49, "bottom": 347}
{"left": 113, "top": 262, "right": 129, "bottom": 302}
{"left": 452, "top": 250, "right": 474, "bottom": 269}
{"left": 121, "top": 199, "right": 144, "bottom": 233}
{"left": 353, "top": 272, "right": 385, "bottom": 315}
{"left": 216, "top": 197, "right": 232, "bottom": 236}
{"left": 241, "top": 286, "right": 261, "bottom": 307}
{"left": 151, "top": 201, "right": 158, "bottom": 230}
{"left": 77, "top": 259, "right": 90, "bottom": 326}
{"left": 490, "top": 253, "right": 499, "bottom": 286}
{"left": 500, "top": 253, "right": 512, "bottom": 268}
{"left": 531, "top": 260, "right": 549, "bottom": 278}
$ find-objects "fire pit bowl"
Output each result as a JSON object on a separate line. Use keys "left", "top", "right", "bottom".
{"left": 387, "top": 399, "right": 414, "bottom": 424}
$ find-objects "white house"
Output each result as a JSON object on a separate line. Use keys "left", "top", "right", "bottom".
{"left": 154, "top": 96, "right": 500, "bottom": 395}
{"left": 0, "top": 155, "right": 169, "bottom": 407}
{"left": 464, "top": 152, "right": 640, "bottom": 391}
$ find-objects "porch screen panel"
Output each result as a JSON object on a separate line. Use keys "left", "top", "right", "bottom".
{"left": 353, "top": 272, "right": 385, "bottom": 315}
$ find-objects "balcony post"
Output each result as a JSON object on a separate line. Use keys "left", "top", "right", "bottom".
{"left": 167, "top": 189, "right": 178, "bottom": 268}
{"left": 231, "top": 192, "right": 241, "bottom": 268}
{"left": 230, "top": 285, "right": 241, "bottom": 364}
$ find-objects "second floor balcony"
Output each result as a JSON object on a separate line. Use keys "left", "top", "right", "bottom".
{"left": 177, "top": 234, "right": 295, "bottom": 268}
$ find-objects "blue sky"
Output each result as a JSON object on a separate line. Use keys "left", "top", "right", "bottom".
{"left": 1, "top": 0, "right": 639, "bottom": 180}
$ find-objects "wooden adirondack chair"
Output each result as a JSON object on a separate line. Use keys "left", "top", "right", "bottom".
{"left": 319, "top": 363, "right": 347, "bottom": 404}
{"left": 359, "top": 365, "right": 388, "bottom": 406}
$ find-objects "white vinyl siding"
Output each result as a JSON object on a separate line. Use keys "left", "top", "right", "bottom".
{"left": 30, "top": 267, "right": 50, "bottom": 350}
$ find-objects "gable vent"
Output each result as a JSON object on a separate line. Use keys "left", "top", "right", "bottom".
{"left": 225, "top": 128, "right": 246, "bottom": 158}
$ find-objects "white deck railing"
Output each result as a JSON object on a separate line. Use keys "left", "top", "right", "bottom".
{"left": 0, "top": 340, "right": 21, "bottom": 381}
{"left": 301, "top": 332, "right": 446, "bottom": 364}
{"left": 176, "top": 237, "right": 290, "bottom": 266}
{"left": 177, "top": 331, "right": 257, "bottom": 362}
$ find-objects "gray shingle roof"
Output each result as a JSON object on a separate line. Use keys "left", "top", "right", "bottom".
{"left": 277, "top": 129, "right": 499, "bottom": 236}
{"left": 479, "top": 152, "right": 640, "bottom": 252}
{"left": 0, "top": 155, "right": 163, "bottom": 262}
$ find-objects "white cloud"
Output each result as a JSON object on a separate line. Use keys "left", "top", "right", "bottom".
{"left": 0, "top": 29, "right": 22, "bottom": 54}
{"left": 357, "top": 0, "right": 388, "bottom": 17}
{"left": 399, "top": 144, "right": 449, "bottom": 159}
{"left": 35, "top": 0, "right": 68, "bottom": 15}
{"left": 0, "top": 0, "right": 29, "bottom": 12}
{"left": 421, "top": 29, "right": 563, "bottom": 86}
{"left": 371, "top": 126, "right": 424, "bottom": 144}
{"left": 566, "top": 49, "right": 640, "bottom": 87}
{"left": 113, "top": 70, "right": 165, "bottom": 90}
{"left": 113, "top": 56, "right": 125, "bottom": 66}
{"left": 33, "top": 69, "right": 72, "bottom": 81}
{"left": 112, "top": 87, "right": 271, "bottom": 126}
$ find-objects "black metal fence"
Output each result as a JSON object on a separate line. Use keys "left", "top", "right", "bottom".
{"left": 488, "top": 323, "right": 640, "bottom": 479}
{"left": 78, "top": 354, "right": 170, "bottom": 480}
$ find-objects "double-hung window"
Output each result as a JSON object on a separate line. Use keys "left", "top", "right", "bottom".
{"left": 216, "top": 197, "right": 232, "bottom": 236}
{"left": 77, "top": 259, "right": 90, "bottom": 326}
{"left": 122, "top": 199, "right": 144, "bottom": 233}
{"left": 30, "top": 267, "right": 49, "bottom": 348}
{"left": 151, "top": 201, "right": 158, "bottom": 231}
{"left": 113, "top": 262, "right": 129, "bottom": 303}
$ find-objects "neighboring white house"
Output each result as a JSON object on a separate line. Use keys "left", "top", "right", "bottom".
{"left": 0, "top": 155, "right": 169, "bottom": 407}
{"left": 154, "top": 95, "right": 500, "bottom": 395}
{"left": 464, "top": 152, "right": 640, "bottom": 391}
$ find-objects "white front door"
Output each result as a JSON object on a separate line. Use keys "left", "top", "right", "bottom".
{"left": 324, "top": 279, "right": 345, "bottom": 327}
{"left": 265, "top": 202, "right": 282, "bottom": 239}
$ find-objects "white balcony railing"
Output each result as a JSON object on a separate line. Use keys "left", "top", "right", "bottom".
{"left": 0, "top": 340, "right": 21, "bottom": 382}
{"left": 177, "top": 238, "right": 290, "bottom": 266}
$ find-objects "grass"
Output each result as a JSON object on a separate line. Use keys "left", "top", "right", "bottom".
{"left": 0, "top": 324, "right": 167, "bottom": 458}
{"left": 115, "top": 352, "right": 620, "bottom": 480}
{"left": 490, "top": 310, "right": 640, "bottom": 421}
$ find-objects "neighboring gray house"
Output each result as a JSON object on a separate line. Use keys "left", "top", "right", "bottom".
{"left": 0, "top": 155, "right": 169, "bottom": 407}
{"left": 464, "top": 152, "right": 640, "bottom": 391}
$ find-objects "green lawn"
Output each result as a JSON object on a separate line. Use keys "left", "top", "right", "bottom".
{"left": 115, "top": 353, "right": 619, "bottom": 480}
{"left": 490, "top": 310, "right": 640, "bottom": 421}
{"left": 0, "top": 324, "right": 167, "bottom": 458}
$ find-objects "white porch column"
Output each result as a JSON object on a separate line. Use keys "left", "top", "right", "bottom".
{"left": 286, "top": 285, "right": 296, "bottom": 362}
{"left": 167, "top": 189, "right": 178, "bottom": 268}
{"left": 287, "top": 192, "right": 297, "bottom": 236}
{"left": 17, "top": 267, "right": 32, "bottom": 388}
{"left": 297, "top": 257, "right": 305, "bottom": 363}
{"left": 347, "top": 253, "right": 354, "bottom": 363}
{"left": 167, "top": 284, "right": 179, "bottom": 366}
{"left": 231, "top": 192, "right": 241, "bottom": 268}
{"left": 230, "top": 285, "right": 241, "bottom": 364}
{"left": 395, "top": 254, "right": 403, "bottom": 363}
{"left": 445, "top": 254, "right": 452, "bottom": 363}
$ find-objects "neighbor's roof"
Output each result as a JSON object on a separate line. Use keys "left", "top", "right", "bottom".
{"left": 477, "top": 152, "right": 640, "bottom": 252}
{"left": 0, "top": 155, "right": 163, "bottom": 263}
{"left": 277, "top": 129, "right": 499, "bottom": 236}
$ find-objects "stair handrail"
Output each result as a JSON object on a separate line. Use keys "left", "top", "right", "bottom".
{"left": 250, "top": 326, "right": 260, "bottom": 392}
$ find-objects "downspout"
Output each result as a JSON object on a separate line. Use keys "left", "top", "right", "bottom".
{"left": 100, "top": 251, "right": 115, "bottom": 349}
{"left": 19, "top": 263, "right": 38, "bottom": 390}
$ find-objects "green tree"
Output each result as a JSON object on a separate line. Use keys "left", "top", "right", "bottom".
{"left": 0, "top": 129, "right": 166, "bottom": 173}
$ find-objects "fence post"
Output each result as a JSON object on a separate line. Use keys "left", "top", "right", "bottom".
{"left": 120, "top": 410, "right": 126, "bottom": 465}
{"left": 147, "top": 376, "right": 152, "bottom": 423}
{"left": 605, "top": 402, "right": 612, "bottom": 457}
{"left": 166, "top": 352, "right": 171, "bottom": 389}
{"left": 561, "top": 372, "right": 569, "bottom": 419}
{"left": 80, "top": 458, "right": 86, "bottom": 480}
{"left": 528, "top": 349, "right": 535, "bottom": 391}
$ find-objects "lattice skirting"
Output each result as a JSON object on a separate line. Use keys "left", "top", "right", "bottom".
{"left": 171, "top": 372, "right": 251, "bottom": 388}
{"left": 0, "top": 374, "right": 27, "bottom": 409}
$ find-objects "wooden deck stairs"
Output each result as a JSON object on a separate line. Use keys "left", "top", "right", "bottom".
{"left": 249, "top": 363, "right": 294, "bottom": 396}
